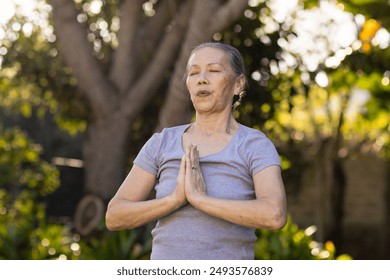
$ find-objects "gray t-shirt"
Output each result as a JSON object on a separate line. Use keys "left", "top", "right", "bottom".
{"left": 133, "top": 123, "right": 281, "bottom": 259}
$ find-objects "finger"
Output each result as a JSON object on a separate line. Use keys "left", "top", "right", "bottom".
{"left": 191, "top": 145, "right": 197, "bottom": 168}
{"left": 194, "top": 146, "right": 200, "bottom": 163}
{"left": 180, "top": 154, "right": 186, "bottom": 173}
{"left": 187, "top": 144, "right": 195, "bottom": 169}
{"left": 185, "top": 146, "right": 192, "bottom": 173}
{"left": 177, "top": 155, "right": 186, "bottom": 183}
{"left": 193, "top": 149, "right": 199, "bottom": 171}
{"left": 185, "top": 144, "right": 192, "bottom": 160}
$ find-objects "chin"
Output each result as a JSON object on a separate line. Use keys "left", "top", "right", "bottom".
{"left": 194, "top": 103, "right": 213, "bottom": 112}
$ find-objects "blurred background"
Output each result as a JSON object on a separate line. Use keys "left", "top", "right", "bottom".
{"left": 0, "top": 0, "right": 389, "bottom": 260}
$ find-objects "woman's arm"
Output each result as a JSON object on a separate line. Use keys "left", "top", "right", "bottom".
{"left": 105, "top": 156, "right": 187, "bottom": 230}
{"left": 185, "top": 145, "right": 287, "bottom": 229}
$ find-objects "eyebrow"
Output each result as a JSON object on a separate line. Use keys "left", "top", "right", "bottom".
{"left": 188, "top": 63, "right": 225, "bottom": 68}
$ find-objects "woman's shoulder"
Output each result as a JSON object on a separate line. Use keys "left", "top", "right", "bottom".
{"left": 153, "top": 124, "right": 191, "bottom": 142}
{"left": 160, "top": 124, "right": 191, "bottom": 135}
{"left": 236, "top": 123, "right": 277, "bottom": 149}
{"left": 144, "top": 124, "right": 189, "bottom": 143}
{"left": 140, "top": 124, "right": 190, "bottom": 156}
{"left": 237, "top": 123, "right": 267, "bottom": 139}
{"left": 236, "top": 124, "right": 280, "bottom": 166}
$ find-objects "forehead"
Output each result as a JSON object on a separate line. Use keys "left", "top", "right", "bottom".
{"left": 188, "top": 47, "right": 229, "bottom": 66}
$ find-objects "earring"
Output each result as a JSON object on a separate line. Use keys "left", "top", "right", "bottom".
{"left": 232, "top": 91, "right": 246, "bottom": 110}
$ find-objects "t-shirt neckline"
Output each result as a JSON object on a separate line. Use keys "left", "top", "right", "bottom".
{"left": 180, "top": 123, "right": 241, "bottom": 159}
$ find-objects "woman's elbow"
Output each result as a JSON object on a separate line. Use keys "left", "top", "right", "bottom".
{"left": 105, "top": 205, "right": 140, "bottom": 230}
{"left": 269, "top": 207, "right": 287, "bottom": 230}
{"left": 105, "top": 202, "right": 127, "bottom": 231}
{"left": 105, "top": 210, "right": 120, "bottom": 231}
{"left": 273, "top": 212, "right": 287, "bottom": 230}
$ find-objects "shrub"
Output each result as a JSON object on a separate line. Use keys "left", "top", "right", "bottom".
{"left": 255, "top": 216, "right": 352, "bottom": 260}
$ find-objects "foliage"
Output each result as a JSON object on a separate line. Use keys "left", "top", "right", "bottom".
{"left": 0, "top": 126, "right": 80, "bottom": 259}
{"left": 261, "top": 66, "right": 390, "bottom": 158}
{"left": 77, "top": 222, "right": 152, "bottom": 260}
{"left": 255, "top": 216, "right": 352, "bottom": 260}
{"left": 225, "top": 0, "right": 390, "bottom": 160}
{"left": 0, "top": 191, "right": 83, "bottom": 260}
{"left": 28, "top": 224, "right": 81, "bottom": 260}
{"left": 0, "top": 0, "right": 88, "bottom": 136}
{"left": 0, "top": 126, "right": 59, "bottom": 195}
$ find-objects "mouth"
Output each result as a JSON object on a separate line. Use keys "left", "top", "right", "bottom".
{"left": 197, "top": 90, "right": 211, "bottom": 96}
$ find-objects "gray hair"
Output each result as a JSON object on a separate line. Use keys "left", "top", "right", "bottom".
{"left": 185, "top": 42, "right": 248, "bottom": 88}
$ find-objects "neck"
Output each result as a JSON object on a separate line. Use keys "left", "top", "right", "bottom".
{"left": 193, "top": 112, "right": 237, "bottom": 135}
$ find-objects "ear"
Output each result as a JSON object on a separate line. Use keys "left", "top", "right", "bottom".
{"left": 234, "top": 75, "right": 246, "bottom": 95}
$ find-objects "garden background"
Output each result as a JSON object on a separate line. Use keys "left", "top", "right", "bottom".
{"left": 0, "top": 0, "right": 389, "bottom": 260}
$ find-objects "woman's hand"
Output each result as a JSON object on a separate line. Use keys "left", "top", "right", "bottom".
{"left": 171, "top": 155, "right": 188, "bottom": 207}
{"left": 185, "top": 144, "right": 207, "bottom": 204}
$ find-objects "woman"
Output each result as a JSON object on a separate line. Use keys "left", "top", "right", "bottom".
{"left": 105, "top": 42, "right": 287, "bottom": 260}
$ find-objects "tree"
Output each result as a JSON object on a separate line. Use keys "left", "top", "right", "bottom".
{"left": 48, "top": 0, "right": 248, "bottom": 234}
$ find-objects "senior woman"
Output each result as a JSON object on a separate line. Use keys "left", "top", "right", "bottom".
{"left": 105, "top": 42, "right": 287, "bottom": 260}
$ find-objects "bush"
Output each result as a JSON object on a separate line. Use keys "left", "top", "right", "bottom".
{"left": 0, "top": 127, "right": 77, "bottom": 260}
{"left": 255, "top": 216, "right": 352, "bottom": 260}
{"left": 77, "top": 222, "right": 152, "bottom": 260}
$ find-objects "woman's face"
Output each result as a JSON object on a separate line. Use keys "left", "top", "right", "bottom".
{"left": 186, "top": 47, "right": 241, "bottom": 115}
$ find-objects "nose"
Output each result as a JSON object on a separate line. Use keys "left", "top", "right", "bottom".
{"left": 197, "top": 71, "right": 209, "bottom": 85}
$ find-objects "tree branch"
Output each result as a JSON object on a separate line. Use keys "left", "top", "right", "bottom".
{"left": 134, "top": 0, "right": 176, "bottom": 73}
{"left": 51, "top": 0, "right": 114, "bottom": 116}
{"left": 109, "top": 0, "right": 143, "bottom": 92}
{"left": 121, "top": 0, "right": 193, "bottom": 119}
{"left": 211, "top": 0, "right": 248, "bottom": 31}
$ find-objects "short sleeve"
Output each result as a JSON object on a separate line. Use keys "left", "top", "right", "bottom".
{"left": 133, "top": 132, "right": 161, "bottom": 175}
{"left": 243, "top": 131, "right": 281, "bottom": 176}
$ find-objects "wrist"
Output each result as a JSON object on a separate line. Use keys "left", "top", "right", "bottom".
{"left": 188, "top": 192, "right": 205, "bottom": 209}
{"left": 167, "top": 192, "right": 186, "bottom": 210}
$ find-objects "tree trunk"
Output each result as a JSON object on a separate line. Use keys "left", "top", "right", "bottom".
{"left": 74, "top": 111, "right": 132, "bottom": 235}
{"left": 314, "top": 139, "right": 345, "bottom": 244}
{"left": 83, "top": 112, "right": 131, "bottom": 200}
{"left": 329, "top": 158, "right": 346, "bottom": 248}
{"left": 314, "top": 142, "right": 331, "bottom": 243}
